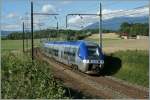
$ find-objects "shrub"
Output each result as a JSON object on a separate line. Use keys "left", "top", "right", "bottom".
{"left": 1, "top": 52, "right": 67, "bottom": 99}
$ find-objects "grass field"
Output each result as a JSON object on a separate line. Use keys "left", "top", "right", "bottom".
{"left": 1, "top": 39, "right": 42, "bottom": 51}
{"left": 103, "top": 50, "right": 149, "bottom": 87}
{"left": 1, "top": 38, "right": 64, "bottom": 52}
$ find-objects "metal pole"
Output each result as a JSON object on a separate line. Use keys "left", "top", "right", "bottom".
{"left": 99, "top": 3, "right": 102, "bottom": 48}
{"left": 66, "top": 15, "right": 68, "bottom": 41}
{"left": 31, "top": 1, "right": 34, "bottom": 61}
{"left": 57, "top": 21, "right": 59, "bottom": 40}
{"left": 39, "top": 25, "right": 41, "bottom": 42}
{"left": 23, "top": 22, "right": 25, "bottom": 52}
{"left": 26, "top": 32, "right": 28, "bottom": 50}
{"left": 66, "top": 15, "right": 68, "bottom": 29}
{"left": 57, "top": 21, "right": 58, "bottom": 30}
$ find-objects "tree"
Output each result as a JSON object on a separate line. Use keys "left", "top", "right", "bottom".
{"left": 119, "top": 22, "right": 149, "bottom": 36}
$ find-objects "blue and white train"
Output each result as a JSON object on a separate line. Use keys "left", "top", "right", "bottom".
{"left": 41, "top": 40, "right": 104, "bottom": 74}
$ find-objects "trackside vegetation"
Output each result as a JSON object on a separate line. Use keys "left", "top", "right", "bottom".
{"left": 1, "top": 52, "right": 68, "bottom": 99}
{"left": 112, "top": 50, "right": 149, "bottom": 87}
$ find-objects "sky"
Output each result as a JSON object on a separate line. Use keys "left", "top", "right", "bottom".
{"left": 1, "top": 0, "right": 149, "bottom": 31}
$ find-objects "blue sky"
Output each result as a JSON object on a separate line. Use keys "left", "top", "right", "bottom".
{"left": 1, "top": 0, "right": 149, "bottom": 31}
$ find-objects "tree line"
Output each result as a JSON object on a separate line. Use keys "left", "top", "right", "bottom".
{"left": 119, "top": 22, "right": 149, "bottom": 36}
{"left": 3, "top": 29, "right": 92, "bottom": 40}
{"left": 3, "top": 29, "right": 113, "bottom": 40}
{"left": 2, "top": 22, "right": 148, "bottom": 40}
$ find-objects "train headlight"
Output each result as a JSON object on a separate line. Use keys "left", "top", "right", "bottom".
{"left": 83, "top": 59, "right": 89, "bottom": 63}
{"left": 100, "top": 60, "right": 104, "bottom": 64}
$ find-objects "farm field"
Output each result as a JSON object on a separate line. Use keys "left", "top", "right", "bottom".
{"left": 85, "top": 33, "right": 149, "bottom": 53}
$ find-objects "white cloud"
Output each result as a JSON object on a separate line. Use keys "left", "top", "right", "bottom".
{"left": 1, "top": 24, "right": 21, "bottom": 31}
{"left": 126, "top": 7, "right": 149, "bottom": 17}
{"left": 36, "top": 4, "right": 57, "bottom": 26}
{"left": 68, "top": 16, "right": 80, "bottom": 24}
{"left": 68, "top": 15, "right": 98, "bottom": 29}
{"left": 101, "top": 9, "right": 124, "bottom": 20}
{"left": 61, "top": 0, "right": 72, "bottom": 4}
{"left": 7, "top": 13, "right": 17, "bottom": 18}
{"left": 68, "top": 9, "right": 122, "bottom": 25}
{"left": 42, "top": 4, "right": 56, "bottom": 13}
{"left": 102, "top": 7, "right": 149, "bottom": 19}
{"left": 68, "top": 7, "right": 149, "bottom": 28}
{"left": 69, "top": 16, "right": 97, "bottom": 24}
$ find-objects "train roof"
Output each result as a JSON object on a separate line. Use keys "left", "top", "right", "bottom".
{"left": 44, "top": 40, "right": 98, "bottom": 47}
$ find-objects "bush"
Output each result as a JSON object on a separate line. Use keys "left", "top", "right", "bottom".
{"left": 1, "top": 52, "right": 67, "bottom": 99}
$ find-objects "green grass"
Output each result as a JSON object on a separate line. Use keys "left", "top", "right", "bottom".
{"left": 1, "top": 39, "right": 42, "bottom": 51}
{"left": 112, "top": 50, "right": 149, "bottom": 87}
{"left": 1, "top": 52, "right": 68, "bottom": 99}
{"left": 1, "top": 38, "right": 65, "bottom": 52}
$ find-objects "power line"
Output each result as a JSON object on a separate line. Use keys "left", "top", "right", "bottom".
{"left": 103, "top": 5, "right": 148, "bottom": 16}
{"left": 103, "top": 11, "right": 148, "bottom": 20}
{"left": 68, "top": 11, "right": 148, "bottom": 29}
{"left": 102, "top": 2, "right": 120, "bottom": 7}
{"left": 69, "top": 6, "right": 148, "bottom": 27}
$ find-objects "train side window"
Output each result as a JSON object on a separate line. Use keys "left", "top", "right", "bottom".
{"left": 61, "top": 51, "right": 63, "bottom": 58}
{"left": 50, "top": 48, "right": 52, "bottom": 54}
{"left": 49, "top": 48, "right": 51, "bottom": 54}
{"left": 56, "top": 49, "right": 58, "bottom": 56}
{"left": 64, "top": 51, "right": 67, "bottom": 59}
{"left": 68, "top": 48, "right": 75, "bottom": 62}
{"left": 73, "top": 48, "right": 76, "bottom": 55}
{"left": 52, "top": 49, "right": 55, "bottom": 55}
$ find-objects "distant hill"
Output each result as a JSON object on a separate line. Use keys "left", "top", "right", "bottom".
{"left": 84, "top": 16, "right": 149, "bottom": 30}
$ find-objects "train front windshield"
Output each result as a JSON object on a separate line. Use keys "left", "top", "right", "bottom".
{"left": 87, "top": 46, "right": 100, "bottom": 58}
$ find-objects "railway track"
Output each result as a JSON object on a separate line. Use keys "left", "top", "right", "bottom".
{"left": 34, "top": 48, "right": 149, "bottom": 99}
